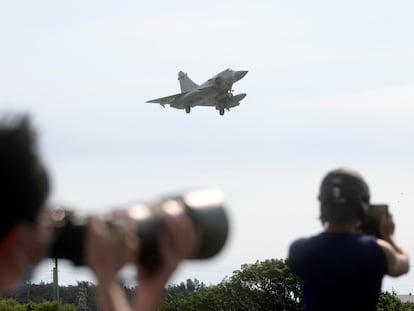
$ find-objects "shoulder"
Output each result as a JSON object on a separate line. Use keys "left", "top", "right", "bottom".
{"left": 288, "top": 237, "right": 308, "bottom": 274}
{"left": 352, "top": 234, "right": 387, "bottom": 262}
{"left": 288, "top": 235, "right": 320, "bottom": 270}
{"left": 356, "top": 234, "right": 380, "bottom": 246}
{"left": 347, "top": 235, "right": 387, "bottom": 276}
{"left": 289, "top": 236, "right": 314, "bottom": 256}
{"left": 289, "top": 232, "right": 331, "bottom": 254}
{"left": 289, "top": 237, "right": 309, "bottom": 250}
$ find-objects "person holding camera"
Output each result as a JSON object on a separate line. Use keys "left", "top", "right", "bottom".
{"left": 288, "top": 168, "right": 409, "bottom": 311}
{"left": 0, "top": 114, "right": 197, "bottom": 310}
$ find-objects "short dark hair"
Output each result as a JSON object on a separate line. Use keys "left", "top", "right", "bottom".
{"left": 0, "top": 114, "right": 50, "bottom": 240}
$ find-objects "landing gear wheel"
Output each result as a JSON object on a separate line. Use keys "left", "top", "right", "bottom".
{"left": 219, "top": 108, "right": 225, "bottom": 116}
{"left": 185, "top": 106, "right": 191, "bottom": 113}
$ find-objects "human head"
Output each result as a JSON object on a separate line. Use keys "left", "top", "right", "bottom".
{"left": 0, "top": 114, "right": 51, "bottom": 291}
{"left": 318, "top": 168, "right": 370, "bottom": 223}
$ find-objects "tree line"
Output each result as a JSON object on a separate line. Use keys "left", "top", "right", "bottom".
{"left": 1, "top": 259, "right": 412, "bottom": 310}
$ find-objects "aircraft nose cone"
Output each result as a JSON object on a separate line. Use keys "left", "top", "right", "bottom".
{"left": 234, "top": 70, "right": 248, "bottom": 81}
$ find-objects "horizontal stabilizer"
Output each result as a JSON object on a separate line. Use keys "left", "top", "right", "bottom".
{"left": 232, "top": 93, "right": 246, "bottom": 102}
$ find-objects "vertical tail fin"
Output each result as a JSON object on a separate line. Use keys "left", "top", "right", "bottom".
{"left": 178, "top": 71, "right": 198, "bottom": 93}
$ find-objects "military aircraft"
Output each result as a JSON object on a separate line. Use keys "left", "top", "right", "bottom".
{"left": 147, "top": 69, "right": 248, "bottom": 115}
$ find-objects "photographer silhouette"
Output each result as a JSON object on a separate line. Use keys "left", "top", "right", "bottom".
{"left": 288, "top": 168, "right": 409, "bottom": 311}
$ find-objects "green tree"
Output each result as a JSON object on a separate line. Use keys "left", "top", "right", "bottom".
{"left": 166, "top": 278, "right": 206, "bottom": 298}
{"left": 30, "top": 300, "right": 77, "bottom": 311}
{"left": 377, "top": 291, "right": 414, "bottom": 311}
{"left": 161, "top": 258, "right": 301, "bottom": 311}
{"left": 219, "top": 258, "right": 301, "bottom": 310}
{"left": 0, "top": 299, "right": 76, "bottom": 311}
{"left": 162, "top": 284, "right": 231, "bottom": 311}
{"left": 0, "top": 299, "right": 26, "bottom": 311}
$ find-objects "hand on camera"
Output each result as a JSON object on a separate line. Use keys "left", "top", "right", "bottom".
{"left": 86, "top": 216, "right": 139, "bottom": 285}
{"left": 379, "top": 212, "right": 396, "bottom": 241}
{"left": 134, "top": 214, "right": 198, "bottom": 308}
{"left": 84, "top": 213, "right": 197, "bottom": 310}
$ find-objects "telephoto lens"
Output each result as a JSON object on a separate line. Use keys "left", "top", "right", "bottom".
{"left": 48, "top": 189, "right": 229, "bottom": 267}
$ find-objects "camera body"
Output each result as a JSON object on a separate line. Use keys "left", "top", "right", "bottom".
{"left": 48, "top": 189, "right": 229, "bottom": 267}
{"left": 359, "top": 204, "right": 388, "bottom": 238}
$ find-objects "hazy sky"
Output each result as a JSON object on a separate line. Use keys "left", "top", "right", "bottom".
{"left": 2, "top": 1, "right": 414, "bottom": 293}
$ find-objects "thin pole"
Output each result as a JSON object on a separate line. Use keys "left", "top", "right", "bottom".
{"left": 53, "top": 258, "right": 59, "bottom": 301}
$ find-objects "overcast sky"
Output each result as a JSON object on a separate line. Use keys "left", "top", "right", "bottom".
{"left": 2, "top": 0, "right": 414, "bottom": 294}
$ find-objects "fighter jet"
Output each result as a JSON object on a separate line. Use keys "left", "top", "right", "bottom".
{"left": 147, "top": 69, "right": 248, "bottom": 115}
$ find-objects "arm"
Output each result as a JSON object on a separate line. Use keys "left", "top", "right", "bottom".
{"left": 86, "top": 216, "right": 137, "bottom": 311}
{"left": 377, "top": 213, "right": 409, "bottom": 277}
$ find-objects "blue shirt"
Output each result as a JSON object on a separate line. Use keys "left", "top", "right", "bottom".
{"left": 288, "top": 232, "right": 388, "bottom": 311}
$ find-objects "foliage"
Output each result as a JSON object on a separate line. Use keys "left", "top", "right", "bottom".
{"left": 377, "top": 291, "right": 414, "bottom": 311}
{"left": 160, "top": 258, "right": 301, "bottom": 311}
{"left": 223, "top": 258, "right": 301, "bottom": 310}
{"left": 1, "top": 281, "right": 96, "bottom": 311}
{"left": 162, "top": 283, "right": 231, "bottom": 311}
{"left": 165, "top": 278, "right": 206, "bottom": 297}
{"left": 0, "top": 299, "right": 76, "bottom": 311}
{"left": 2, "top": 261, "right": 414, "bottom": 310}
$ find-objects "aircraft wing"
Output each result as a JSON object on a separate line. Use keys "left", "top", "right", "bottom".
{"left": 146, "top": 92, "right": 186, "bottom": 107}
